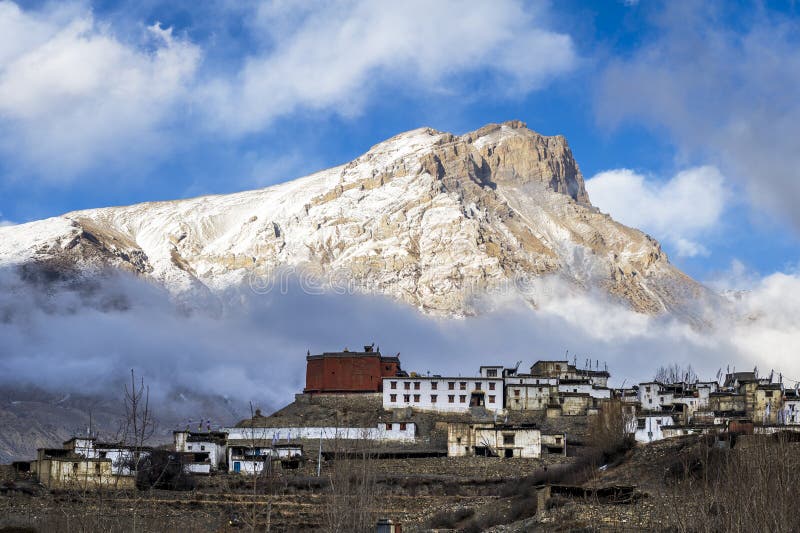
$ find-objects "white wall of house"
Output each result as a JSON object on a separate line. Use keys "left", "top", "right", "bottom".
{"left": 65, "top": 439, "right": 147, "bottom": 476}
{"left": 447, "top": 423, "right": 542, "bottom": 458}
{"left": 185, "top": 463, "right": 212, "bottom": 475}
{"left": 782, "top": 399, "right": 800, "bottom": 424}
{"left": 224, "top": 424, "right": 416, "bottom": 443}
{"left": 638, "top": 383, "right": 675, "bottom": 410}
{"left": 173, "top": 433, "right": 226, "bottom": 469}
{"left": 382, "top": 377, "right": 503, "bottom": 413}
{"left": 634, "top": 414, "right": 675, "bottom": 443}
{"left": 479, "top": 366, "right": 503, "bottom": 378}
{"left": 557, "top": 383, "right": 611, "bottom": 399}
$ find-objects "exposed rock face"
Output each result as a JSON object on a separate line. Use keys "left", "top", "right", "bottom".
{"left": 0, "top": 121, "right": 709, "bottom": 317}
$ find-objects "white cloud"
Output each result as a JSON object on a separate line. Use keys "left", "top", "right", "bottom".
{"left": 200, "top": 0, "right": 577, "bottom": 134}
{"left": 5, "top": 262, "right": 800, "bottom": 402}
{"left": 585, "top": 166, "right": 728, "bottom": 257}
{"left": 595, "top": 4, "right": 800, "bottom": 232}
{"left": 0, "top": 2, "right": 201, "bottom": 180}
{"left": 0, "top": 0, "right": 576, "bottom": 181}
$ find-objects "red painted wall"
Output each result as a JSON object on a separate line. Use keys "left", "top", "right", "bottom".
{"left": 305, "top": 354, "right": 400, "bottom": 393}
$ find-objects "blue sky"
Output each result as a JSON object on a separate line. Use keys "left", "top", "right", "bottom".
{"left": 1, "top": 0, "right": 798, "bottom": 285}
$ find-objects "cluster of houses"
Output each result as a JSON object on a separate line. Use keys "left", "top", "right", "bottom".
{"left": 628, "top": 370, "right": 800, "bottom": 442}
{"left": 23, "top": 346, "right": 800, "bottom": 486}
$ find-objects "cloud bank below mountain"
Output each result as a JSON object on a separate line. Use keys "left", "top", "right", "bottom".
{"left": 2, "top": 265, "right": 800, "bottom": 411}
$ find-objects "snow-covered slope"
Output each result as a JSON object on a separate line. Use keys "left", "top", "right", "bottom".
{"left": 0, "top": 121, "right": 709, "bottom": 317}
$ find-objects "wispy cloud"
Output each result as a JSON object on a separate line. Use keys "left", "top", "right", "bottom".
{"left": 0, "top": 0, "right": 576, "bottom": 183}
{"left": 595, "top": 3, "right": 800, "bottom": 232}
{"left": 198, "top": 0, "right": 577, "bottom": 134}
{"left": 3, "top": 263, "right": 800, "bottom": 407}
{"left": 0, "top": 2, "right": 201, "bottom": 180}
{"left": 586, "top": 166, "right": 729, "bottom": 257}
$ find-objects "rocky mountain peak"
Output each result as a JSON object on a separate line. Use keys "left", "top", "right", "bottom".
{"left": 0, "top": 122, "right": 710, "bottom": 319}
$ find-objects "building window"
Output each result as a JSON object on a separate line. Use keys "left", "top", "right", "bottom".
{"left": 637, "top": 419, "right": 646, "bottom": 429}
{"left": 385, "top": 423, "right": 392, "bottom": 430}
{"left": 475, "top": 382, "right": 482, "bottom": 390}
{"left": 94, "top": 463, "right": 101, "bottom": 475}
{"left": 460, "top": 382, "right": 467, "bottom": 390}
{"left": 489, "top": 382, "right": 495, "bottom": 390}
{"left": 413, "top": 394, "right": 420, "bottom": 402}
{"left": 72, "top": 463, "right": 79, "bottom": 472}
{"left": 390, "top": 394, "right": 396, "bottom": 402}
{"left": 188, "top": 445, "right": 193, "bottom": 450}
{"left": 449, "top": 382, "right": 455, "bottom": 390}
{"left": 404, "top": 382, "right": 410, "bottom": 390}
{"left": 503, "top": 434, "right": 515, "bottom": 445}
{"left": 399, "top": 423, "right": 406, "bottom": 430}
{"left": 201, "top": 445, "right": 206, "bottom": 451}
{"left": 431, "top": 381, "right": 438, "bottom": 390}
{"left": 459, "top": 395, "right": 466, "bottom": 403}
{"left": 487, "top": 369, "right": 497, "bottom": 377}
{"left": 403, "top": 394, "right": 410, "bottom": 402}
{"left": 449, "top": 395, "right": 455, "bottom": 403}
{"left": 765, "top": 391, "right": 774, "bottom": 397}
{"left": 573, "top": 388, "right": 578, "bottom": 393}
{"left": 414, "top": 382, "right": 421, "bottom": 390}
{"left": 489, "top": 395, "right": 496, "bottom": 403}
{"left": 390, "top": 381, "right": 397, "bottom": 389}
{"left": 515, "top": 399, "right": 520, "bottom": 406}
{"left": 514, "top": 389, "right": 520, "bottom": 397}
{"left": 431, "top": 395, "right": 438, "bottom": 403}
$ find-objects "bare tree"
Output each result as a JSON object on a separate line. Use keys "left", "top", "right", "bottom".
{"left": 587, "top": 399, "right": 635, "bottom": 462}
{"left": 322, "top": 431, "right": 378, "bottom": 533}
{"left": 654, "top": 363, "right": 698, "bottom": 384}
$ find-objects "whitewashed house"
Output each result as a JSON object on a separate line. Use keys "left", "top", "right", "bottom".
{"left": 447, "top": 423, "right": 547, "bottom": 458}
{"left": 634, "top": 413, "right": 676, "bottom": 443}
{"left": 226, "top": 441, "right": 303, "bottom": 475}
{"left": 173, "top": 431, "right": 228, "bottom": 473}
{"left": 63, "top": 437, "right": 150, "bottom": 476}
{"left": 225, "top": 423, "right": 416, "bottom": 443}
{"left": 782, "top": 390, "right": 800, "bottom": 424}
{"left": 382, "top": 375, "right": 504, "bottom": 413}
{"left": 638, "top": 382, "right": 676, "bottom": 410}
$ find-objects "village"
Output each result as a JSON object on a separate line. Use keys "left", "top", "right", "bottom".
{"left": 14, "top": 344, "right": 800, "bottom": 488}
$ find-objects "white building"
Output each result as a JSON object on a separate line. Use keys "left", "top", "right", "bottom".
{"left": 224, "top": 423, "right": 417, "bottom": 443}
{"left": 638, "top": 382, "right": 676, "bottom": 410}
{"left": 227, "top": 442, "right": 303, "bottom": 475}
{"left": 634, "top": 413, "right": 676, "bottom": 443}
{"left": 447, "top": 423, "right": 550, "bottom": 458}
{"left": 382, "top": 376, "right": 504, "bottom": 413}
{"left": 782, "top": 390, "right": 800, "bottom": 424}
{"left": 173, "top": 431, "right": 228, "bottom": 473}
{"left": 63, "top": 437, "right": 150, "bottom": 476}
{"left": 557, "top": 381, "right": 612, "bottom": 399}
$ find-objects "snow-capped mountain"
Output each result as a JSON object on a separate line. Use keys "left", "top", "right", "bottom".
{"left": 0, "top": 121, "right": 710, "bottom": 317}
